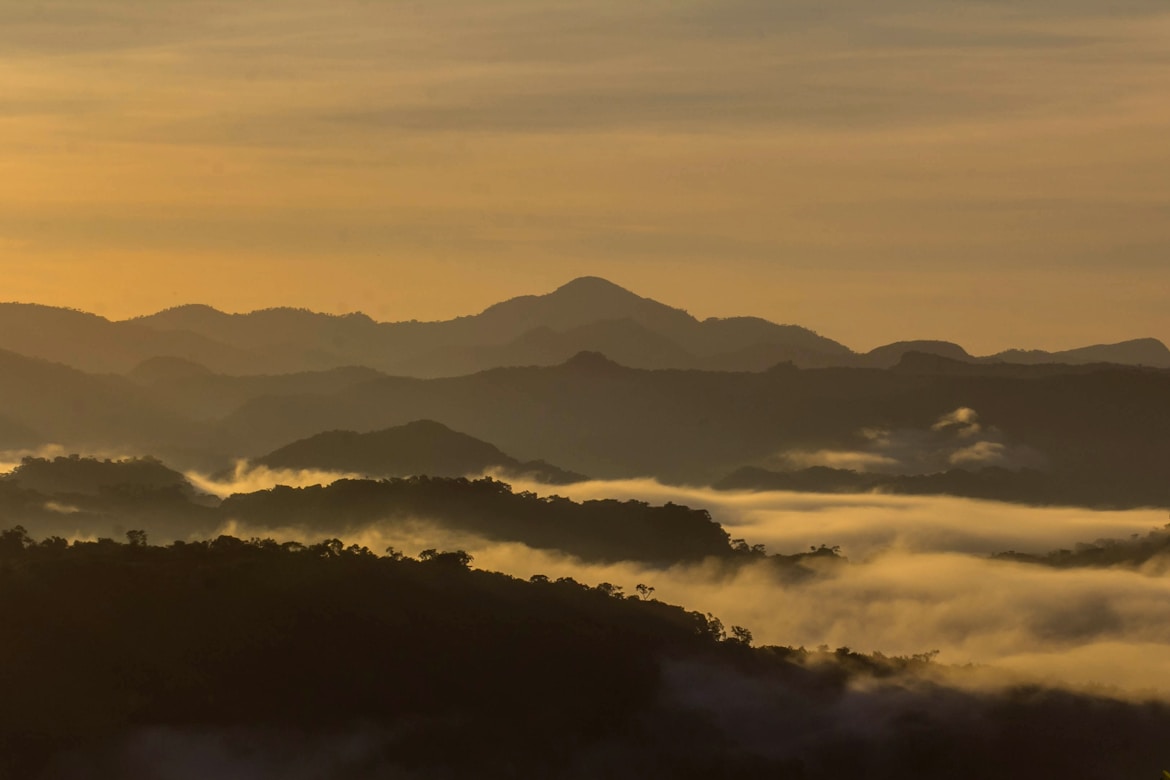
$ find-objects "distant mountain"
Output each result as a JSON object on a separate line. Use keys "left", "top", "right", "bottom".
{"left": 4, "top": 344, "right": 1169, "bottom": 507}
{"left": 206, "top": 352, "right": 1170, "bottom": 507}
{"left": 987, "top": 338, "right": 1170, "bottom": 368}
{"left": 388, "top": 318, "right": 699, "bottom": 377}
{"left": 0, "top": 303, "right": 263, "bottom": 374}
{"left": 0, "top": 348, "right": 195, "bottom": 454}
{"left": 128, "top": 362, "right": 386, "bottom": 421}
{"left": 127, "top": 355, "right": 216, "bottom": 384}
{"left": 858, "top": 340, "right": 972, "bottom": 369}
{"left": 4, "top": 279, "right": 1168, "bottom": 375}
{"left": 251, "top": 420, "right": 586, "bottom": 484}
{"left": 133, "top": 276, "right": 854, "bottom": 375}
{"left": 470, "top": 276, "right": 698, "bottom": 342}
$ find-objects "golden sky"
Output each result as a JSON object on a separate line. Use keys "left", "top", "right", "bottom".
{"left": 2, "top": 0, "right": 1169, "bottom": 353}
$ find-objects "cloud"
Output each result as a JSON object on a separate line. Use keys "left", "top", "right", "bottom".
{"left": 931, "top": 406, "right": 981, "bottom": 436}
{"left": 777, "top": 450, "right": 902, "bottom": 471}
{"left": 948, "top": 440, "right": 1007, "bottom": 466}
{"left": 190, "top": 470, "right": 1170, "bottom": 699}
{"left": 0, "top": 443, "right": 72, "bottom": 474}
{"left": 771, "top": 407, "right": 1044, "bottom": 475}
{"left": 185, "top": 461, "right": 361, "bottom": 499}
{"left": 200, "top": 468, "right": 1163, "bottom": 560}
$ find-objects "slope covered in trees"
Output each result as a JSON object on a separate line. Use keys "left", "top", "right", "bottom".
{"left": 1, "top": 529, "right": 1168, "bottom": 779}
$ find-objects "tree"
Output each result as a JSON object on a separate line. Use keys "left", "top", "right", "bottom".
{"left": 0, "top": 526, "right": 31, "bottom": 559}
{"left": 419, "top": 549, "right": 473, "bottom": 568}
{"left": 594, "top": 582, "right": 624, "bottom": 598}
{"left": 730, "top": 626, "right": 753, "bottom": 646}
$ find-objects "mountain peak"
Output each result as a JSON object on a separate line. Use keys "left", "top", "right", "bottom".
{"left": 562, "top": 350, "right": 624, "bottom": 371}
{"left": 545, "top": 276, "right": 651, "bottom": 309}
{"left": 472, "top": 277, "right": 698, "bottom": 344}
{"left": 553, "top": 276, "right": 631, "bottom": 295}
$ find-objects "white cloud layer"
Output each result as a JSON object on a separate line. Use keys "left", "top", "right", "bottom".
{"left": 198, "top": 468, "right": 1170, "bottom": 698}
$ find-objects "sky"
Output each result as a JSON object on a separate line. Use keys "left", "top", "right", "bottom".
{"left": 1, "top": 0, "right": 1168, "bottom": 353}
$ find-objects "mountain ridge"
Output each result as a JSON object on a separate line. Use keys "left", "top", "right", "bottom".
{"left": 2, "top": 277, "right": 1167, "bottom": 375}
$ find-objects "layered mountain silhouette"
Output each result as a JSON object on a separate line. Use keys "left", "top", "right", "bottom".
{"left": 3, "top": 343, "right": 1169, "bottom": 507}
{"left": 4, "top": 277, "right": 1166, "bottom": 376}
{"left": 0, "top": 348, "right": 194, "bottom": 453}
{"left": 249, "top": 420, "right": 586, "bottom": 484}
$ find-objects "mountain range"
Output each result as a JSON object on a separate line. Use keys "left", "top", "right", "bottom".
{"left": 3, "top": 277, "right": 1167, "bottom": 376}
{"left": 3, "top": 277, "right": 1169, "bottom": 509}
{"left": 3, "top": 339, "right": 1169, "bottom": 507}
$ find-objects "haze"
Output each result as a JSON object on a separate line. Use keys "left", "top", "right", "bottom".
{"left": 2, "top": 0, "right": 1169, "bottom": 352}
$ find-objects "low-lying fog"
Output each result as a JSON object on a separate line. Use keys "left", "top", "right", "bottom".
{"left": 188, "top": 466, "right": 1170, "bottom": 699}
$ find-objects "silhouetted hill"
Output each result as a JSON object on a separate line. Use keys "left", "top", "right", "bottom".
{"left": 220, "top": 476, "right": 738, "bottom": 565}
{"left": 252, "top": 420, "right": 586, "bottom": 484}
{"left": 2, "top": 530, "right": 1168, "bottom": 779}
{"left": 134, "top": 364, "right": 386, "bottom": 421}
{"left": 0, "top": 460, "right": 828, "bottom": 571}
{"left": 0, "top": 303, "right": 260, "bottom": 374}
{"left": 894, "top": 351, "right": 1088, "bottom": 377}
{"left": 3, "top": 455, "right": 194, "bottom": 498}
{"left": 123, "top": 279, "right": 1170, "bottom": 374}
{"left": 0, "top": 348, "right": 195, "bottom": 454}
{"left": 860, "top": 340, "right": 972, "bottom": 368}
{"left": 993, "top": 523, "right": 1170, "bottom": 569}
{"left": 134, "top": 277, "right": 854, "bottom": 375}
{"left": 988, "top": 337, "right": 1170, "bottom": 368}
{"left": 0, "top": 456, "right": 219, "bottom": 541}
{"left": 137, "top": 305, "right": 386, "bottom": 372}
{"left": 0, "top": 529, "right": 729, "bottom": 777}
{"left": 6, "top": 342, "right": 1170, "bottom": 508}
{"left": 7, "top": 281, "right": 1168, "bottom": 376}
{"left": 471, "top": 276, "right": 698, "bottom": 343}
{"left": 127, "top": 355, "right": 215, "bottom": 384}
{"left": 391, "top": 317, "right": 700, "bottom": 376}
{"left": 207, "top": 354, "right": 1170, "bottom": 508}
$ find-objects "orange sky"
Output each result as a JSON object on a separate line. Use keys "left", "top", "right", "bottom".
{"left": 1, "top": 1, "right": 1168, "bottom": 353}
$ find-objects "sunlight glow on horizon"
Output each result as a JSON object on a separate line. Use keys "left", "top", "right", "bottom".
{"left": 2, "top": 1, "right": 1169, "bottom": 353}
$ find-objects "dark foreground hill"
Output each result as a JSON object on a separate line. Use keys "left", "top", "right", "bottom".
{"left": 1, "top": 530, "right": 1168, "bottom": 780}
{"left": 251, "top": 420, "right": 586, "bottom": 484}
